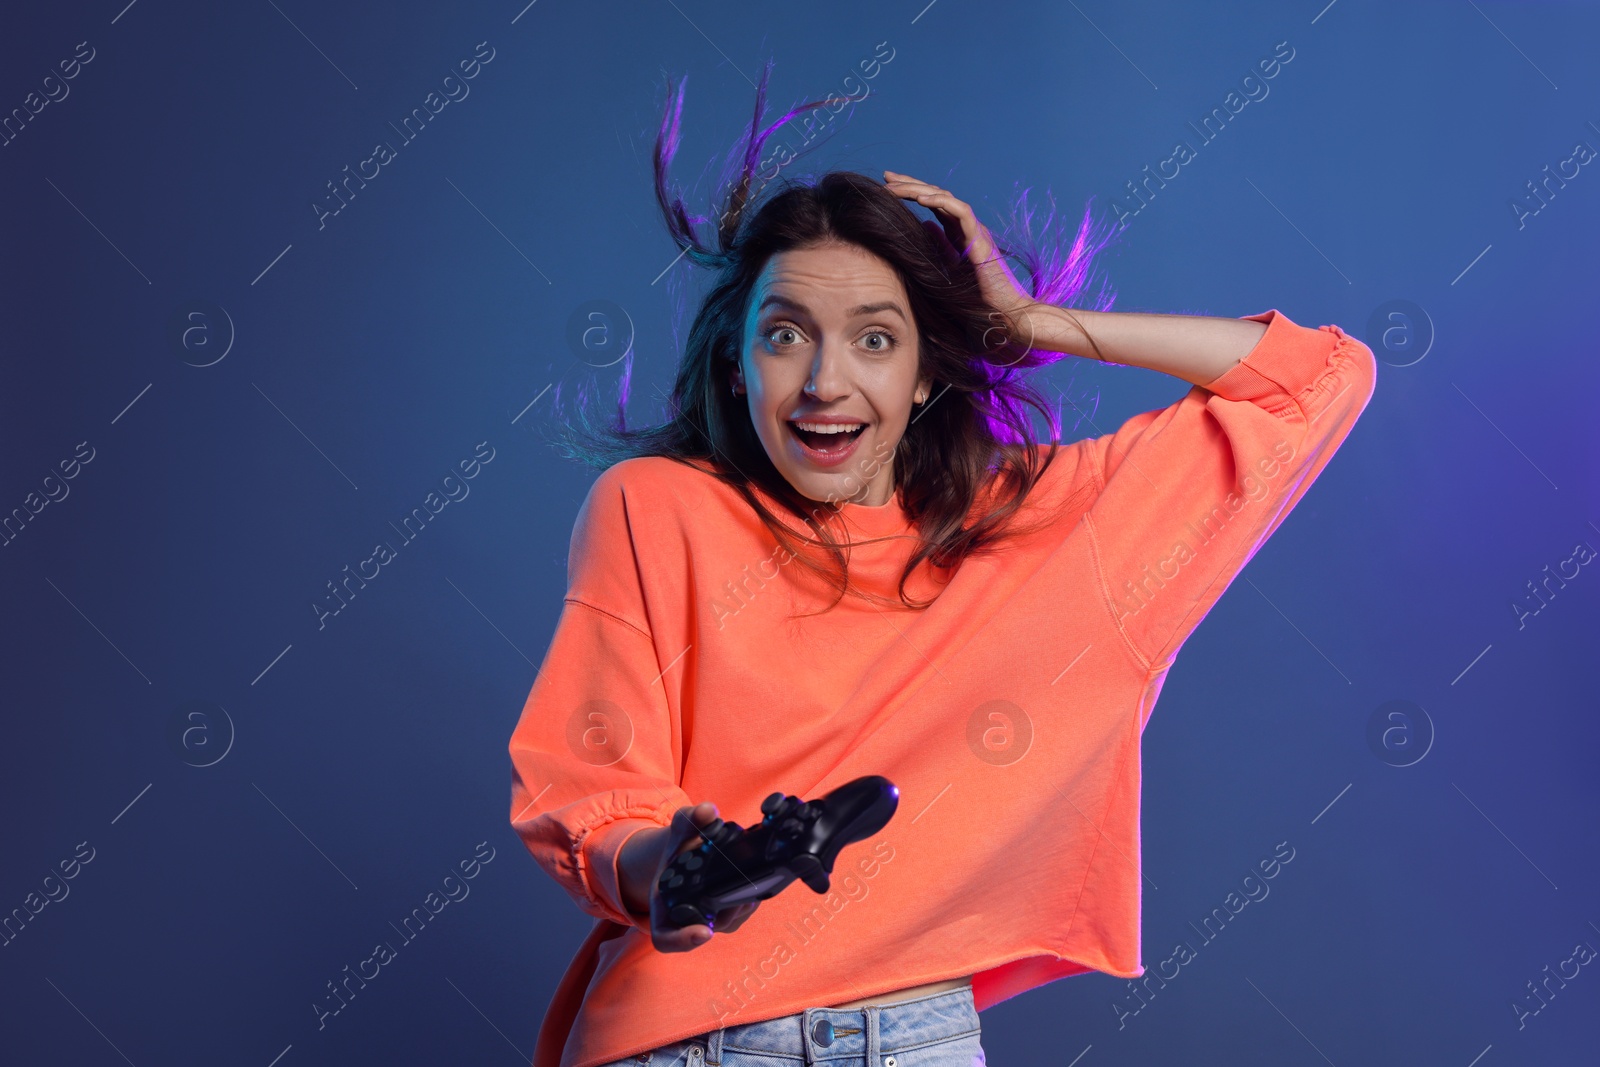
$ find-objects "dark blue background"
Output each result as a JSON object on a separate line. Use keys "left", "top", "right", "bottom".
{"left": 2, "top": 0, "right": 1595, "bottom": 1063}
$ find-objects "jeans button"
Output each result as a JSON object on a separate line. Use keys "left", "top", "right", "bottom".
{"left": 811, "top": 1019, "right": 834, "bottom": 1047}
{"left": 885, "top": 1057, "right": 898, "bottom": 1067}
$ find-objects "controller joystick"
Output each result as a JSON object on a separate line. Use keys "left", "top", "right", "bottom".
{"left": 656, "top": 775, "right": 898, "bottom": 932}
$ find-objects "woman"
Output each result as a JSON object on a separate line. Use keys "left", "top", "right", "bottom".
{"left": 509, "top": 70, "right": 1376, "bottom": 1067}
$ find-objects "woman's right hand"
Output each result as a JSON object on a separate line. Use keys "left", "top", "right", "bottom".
{"left": 619, "top": 801, "right": 760, "bottom": 953}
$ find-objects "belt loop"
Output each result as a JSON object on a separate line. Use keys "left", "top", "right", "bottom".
{"left": 865, "top": 1005, "right": 880, "bottom": 1064}
{"left": 703, "top": 1025, "right": 724, "bottom": 1067}
{"left": 800, "top": 1007, "right": 818, "bottom": 1066}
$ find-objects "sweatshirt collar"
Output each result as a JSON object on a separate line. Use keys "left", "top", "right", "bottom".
{"left": 835, "top": 488, "right": 913, "bottom": 537}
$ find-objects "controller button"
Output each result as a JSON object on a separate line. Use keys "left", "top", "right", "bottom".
{"left": 761, "top": 792, "right": 785, "bottom": 815}
{"left": 780, "top": 817, "right": 802, "bottom": 833}
{"left": 683, "top": 854, "right": 703, "bottom": 870}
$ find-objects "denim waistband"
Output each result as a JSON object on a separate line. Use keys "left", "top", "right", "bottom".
{"left": 701, "top": 985, "right": 980, "bottom": 1065}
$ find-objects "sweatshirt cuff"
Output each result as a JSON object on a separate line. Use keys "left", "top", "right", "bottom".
{"left": 1203, "top": 309, "right": 1342, "bottom": 407}
{"left": 582, "top": 816, "right": 665, "bottom": 930}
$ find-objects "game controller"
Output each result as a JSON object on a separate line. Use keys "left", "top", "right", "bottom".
{"left": 656, "top": 775, "right": 899, "bottom": 930}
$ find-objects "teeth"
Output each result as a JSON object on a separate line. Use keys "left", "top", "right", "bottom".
{"left": 792, "top": 422, "right": 864, "bottom": 434}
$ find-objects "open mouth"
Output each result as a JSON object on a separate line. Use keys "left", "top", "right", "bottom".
{"left": 787, "top": 421, "right": 867, "bottom": 456}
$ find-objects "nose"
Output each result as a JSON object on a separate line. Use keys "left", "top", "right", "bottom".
{"left": 804, "top": 339, "right": 851, "bottom": 401}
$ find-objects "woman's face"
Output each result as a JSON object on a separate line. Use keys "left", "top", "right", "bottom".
{"left": 734, "top": 241, "right": 931, "bottom": 508}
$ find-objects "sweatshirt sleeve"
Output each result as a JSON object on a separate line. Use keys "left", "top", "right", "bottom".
{"left": 1081, "top": 309, "right": 1377, "bottom": 674}
{"left": 507, "top": 463, "right": 692, "bottom": 932}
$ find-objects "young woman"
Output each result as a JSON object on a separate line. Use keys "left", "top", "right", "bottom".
{"left": 509, "top": 71, "right": 1376, "bottom": 1067}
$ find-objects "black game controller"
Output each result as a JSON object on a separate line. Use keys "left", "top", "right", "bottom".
{"left": 656, "top": 775, "right": 899, "bottom": 931}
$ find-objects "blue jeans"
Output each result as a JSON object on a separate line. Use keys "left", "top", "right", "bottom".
{"left": 597, "top": 986, "right": 985, "bottom": 1067}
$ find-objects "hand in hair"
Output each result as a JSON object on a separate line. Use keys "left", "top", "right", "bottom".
{"left": 883, "top": 170, "right": 1040, "bottom": 349}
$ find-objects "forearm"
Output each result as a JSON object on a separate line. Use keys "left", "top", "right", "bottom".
{"left": 1026, "top": 306, "right": 1268, "bottom": 389}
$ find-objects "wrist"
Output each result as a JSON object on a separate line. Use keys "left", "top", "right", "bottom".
{"left": 1021, "top": 304, "right": 1101, "bottom": 359}
{"left": 617, "top": 824, "right": 666, "bottom": 917}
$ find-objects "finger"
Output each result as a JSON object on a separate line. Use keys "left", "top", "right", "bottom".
{"left": 882, "top": 174, "right": 952, "bottom": 199}
{"left": 913, "top": 202, "right": 982, "bottom": 261}
{"left": 883, "top": 170, "right": 939, "bottom": 189}
{"left": 903, "top": 188, "right": 975, "bottom": 221}
{"left": 682, "top": 803, "right": 721, "bottom": 850}
{"left": 882, "top": 173, "right": 967, "bottom": 207}
{"left": 894, "top": 186, "right": 979, "bottom": 240}
{"left": 918, "top": 198, "right": 999, "bottom": 261}
{"left": 928, "top": 213, "right": 971, "bottom": 258}
{"left": 672, "top": 800, "right": 717, "bottom": 828}
{"left": 883, "top": 171, "right": 936, "bottom": 188}
{"left": 885, "top": 177, "right": 952, "bottom": 201}
{"left": 651, "top": 892, "right": 717, "bottom": 951}
{"left": 667, "top": 803, "right": 718, "bottom": 854}
{"left": 653, "top": 921, "right": 715, "bottom": 953}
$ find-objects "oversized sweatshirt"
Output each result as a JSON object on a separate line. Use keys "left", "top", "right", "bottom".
{"left": 508, "top": 309, "right": 1378, "bottom": 1067}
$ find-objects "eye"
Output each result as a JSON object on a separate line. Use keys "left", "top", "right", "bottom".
{"left": 765, "top": 324, "right": 802, "bottom": 347}
{"left": 860, "top": 329, "right": 898, "bottom": 351}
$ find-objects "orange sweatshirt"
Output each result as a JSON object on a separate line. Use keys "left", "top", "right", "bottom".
{"left": 508, "top": 309, "right": 1377, "bottom": 1067}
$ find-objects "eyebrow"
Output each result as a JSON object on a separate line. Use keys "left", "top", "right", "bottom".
{"left": 755, "top": 295, "right": 908, "bottom": 322}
